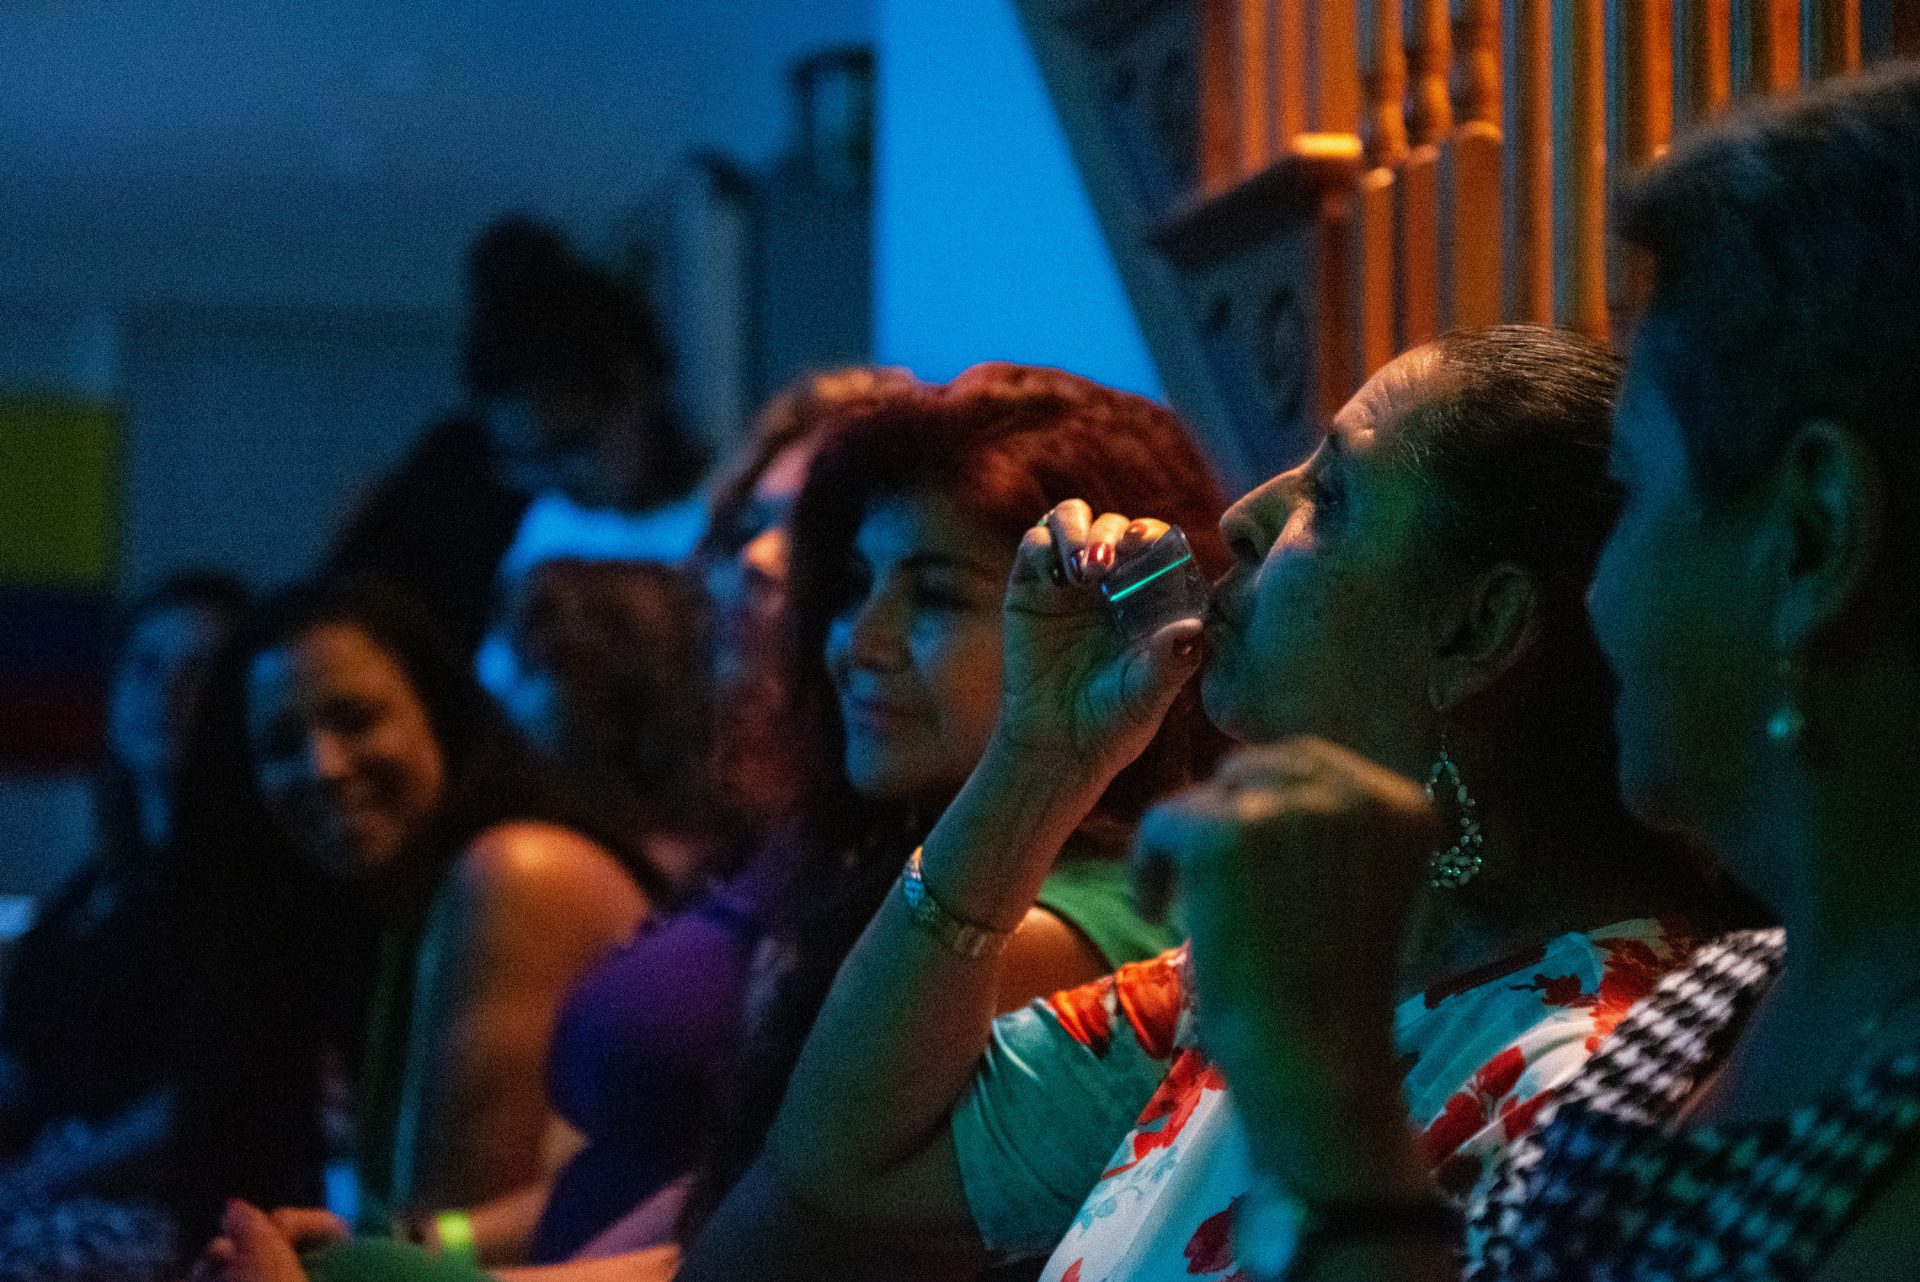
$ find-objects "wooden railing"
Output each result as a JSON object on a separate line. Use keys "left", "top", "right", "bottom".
{"left": 1198, "top": 0, "right": 1913, "bottom": 411}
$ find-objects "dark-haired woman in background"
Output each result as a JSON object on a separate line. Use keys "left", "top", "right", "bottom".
{"left": 0, "top": 575, "right": 252, "bottom": 1279}
{"left": 173, "top": 580, "right": 654, "bottom": 1244}
{"left": 328, "top": 216, "right": 707, "bottom": 661}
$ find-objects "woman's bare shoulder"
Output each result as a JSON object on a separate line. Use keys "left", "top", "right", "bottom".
{"left": 433, "top": 822, "right": 648, "bottom": 957}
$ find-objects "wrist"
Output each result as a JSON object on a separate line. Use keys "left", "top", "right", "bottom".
{"left": 916, "top": 743, "right": 1108, "bottom": 932}
{"left": 1238, "top": 1173, "right": 1457, "bottom": 1282}
{"left": 979, "top": 726, "right": 1112, "bottom": 799}
{"left": 1222, "top": 1039, "right": 1421, "bottom": 1202}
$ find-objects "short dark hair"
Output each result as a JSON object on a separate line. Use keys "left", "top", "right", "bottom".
{"left": 462, "top": 216, "right": 670, "bottom": 403}
{"left": 509, "top": 558, "right": 715, "bottom": 843}
{"left": 1398, "top": 325, "right": 1731, "bottom": 912}
{"left": 460, "top": 215, "right": 707, "bottom": 506}
{"left": 1617, "top": 63, "right": 1920, "bottom": 505}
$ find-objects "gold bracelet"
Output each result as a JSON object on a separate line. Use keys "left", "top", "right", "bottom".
{"left": 899, "top": 847, "right": 1013, "bottom": 960}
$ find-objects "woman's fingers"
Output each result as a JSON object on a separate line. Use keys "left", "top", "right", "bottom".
{"left": 1082, "top": 512, "right": 1133, "bottom": 579}
{"left": 1033, "top": 502, "right": 1178, "bottom": 589}
{"left": 222, "top": 1202, "right": 312, "bottom": 1282}
{"left": 266, "top": 1207, "right": 350, "bottom": 1251}
{"left": 1117, "top": 518, "right": 1172, "bottom": 560}
{"left": 1044, "top": 499, "right": 1093, "bottom": 583}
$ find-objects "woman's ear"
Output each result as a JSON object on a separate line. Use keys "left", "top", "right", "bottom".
{"left": 1427, "top": 563, "right": 1542, "bottom": 716}
{"left": 1768, "top": 418, "right": 1884, "bottom": 655}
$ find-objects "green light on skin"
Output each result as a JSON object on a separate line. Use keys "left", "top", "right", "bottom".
{"left": 1103, "top": 553, "right": 1195, "bottom": 603}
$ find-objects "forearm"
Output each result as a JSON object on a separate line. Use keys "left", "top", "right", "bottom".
{"left": 494, "top": 1245, "right": 679, "bottom": 1282}
{"left": 765, "top": 738, "right": 1106, "bottom": 1213}
{"left": 673, "top": 1159, "right": 833, "bottom": 1282}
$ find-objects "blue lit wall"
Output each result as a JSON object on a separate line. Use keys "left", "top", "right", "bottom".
{"left": 873, "top": 0, "right": 1162, "bottom": 397}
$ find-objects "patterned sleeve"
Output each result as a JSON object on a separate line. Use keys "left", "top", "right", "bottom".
{"left": 952, "top": 949, "right": 1187, "bottom": 1259}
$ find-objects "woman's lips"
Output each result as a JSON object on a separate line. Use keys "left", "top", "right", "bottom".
{"left": 840, "top": 695, "right": 918, "bottom": 735}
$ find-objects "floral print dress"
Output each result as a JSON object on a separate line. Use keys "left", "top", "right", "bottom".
{"left": 951, "top": 918, "right": 1696, "bottom": 1282}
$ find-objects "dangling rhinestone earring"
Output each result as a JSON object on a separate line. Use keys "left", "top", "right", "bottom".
{"left": 1426, "top": 738, "right": 1485, "bottom": 890}
{"left": 1766, "top": 655, "right": 1806, "bottom": 746}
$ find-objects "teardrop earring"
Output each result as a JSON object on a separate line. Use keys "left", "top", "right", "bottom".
{"left": 1767, "top": 655, "right": 1806, "bottom": 746}
{"left": 1426, "top": 738, "right": 1484, "bottom": 890}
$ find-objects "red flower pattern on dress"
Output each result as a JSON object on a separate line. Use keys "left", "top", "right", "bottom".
{"left": 1045, "top": 948, "right": 1186, "bottom": 1061}
{"left": 1103, "top": 1048, "right": 1225, "bottom": 1178}
{"left": 1498, "top": 1084, "right": 1558, "bottom": 1141}
{"left": 1513, "top": 936, "right": 1675, "bottom": 1051}
{"left": 1184, "top": 1201, "right": 1237, "bottom": 1274}
{"left": 1417, "top": 1045, "right": 1528, "bottom": 1166}
{"left": 1581, "top": 935, "right": 1673, "bottom": 1049}
{"left": 1047, "top": 974, "right": 1117, "bottom": 1057}
{"left": 1027, "top": 923, "right": 1694, "bottom": 1282}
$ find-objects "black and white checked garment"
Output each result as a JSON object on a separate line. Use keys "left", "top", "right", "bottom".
{"left": 1467, "top": 929, "right": 1920, "bottom": 1281}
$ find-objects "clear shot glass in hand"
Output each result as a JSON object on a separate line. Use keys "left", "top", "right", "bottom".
{"left": 1100, "top": 526, "right": 1211, "bottom": 645}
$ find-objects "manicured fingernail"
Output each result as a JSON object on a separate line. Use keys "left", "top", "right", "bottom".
{"left": 1074, "top": 549, "right": 1092, "bottom": 579}
{"left": 1092, "top": 543, "right": 1115, "bottom": 570}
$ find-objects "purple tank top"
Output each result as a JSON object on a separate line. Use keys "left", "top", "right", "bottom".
{"left": 530, "top": 844, "right": 785, "bottom": 1262}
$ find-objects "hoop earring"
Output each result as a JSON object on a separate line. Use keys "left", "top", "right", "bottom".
{"left": 1426, "top": 739, "right": 1484, "bottom": 890}
{"left": 1766, "top": 655, "right": 1806, "bottom": 747}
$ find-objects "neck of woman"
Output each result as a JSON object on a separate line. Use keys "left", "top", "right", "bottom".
{"left": 1396, "top": 800, "right": 1682, "bottom": 1001}
{"left": 1691, "top": 677, "right": 1920, "bottom": 1122}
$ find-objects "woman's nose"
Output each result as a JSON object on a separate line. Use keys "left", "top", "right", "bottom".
{"left": 305, "top": 730, "right": 354, "bottom": 782}
{"left": 1219, "top": 470, "right": 1292, "bottom": 563}
{"left": 840, "top": 591, "right": 910, "bottom": 673}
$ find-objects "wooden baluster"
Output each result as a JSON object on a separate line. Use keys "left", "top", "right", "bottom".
{"left": 1398, "top": 0, "right": 1451, "bottom": 345}
{"left": 1352, "top": 0, "right": 1407, "bottom": 375}
{"left": 1614, "top": 0, "right": 1675, "bottom": 336}
{"left": 1557, "top": 0, "right": 1608, "bottom": 338}
{"left": 1201, "top": 0, "right": 1240, "bottom": 192}
{"left": 1315, "top": 193, "right": 1360, "bottom": 428}
{"left": 1510, "top": 0, "right": 1555, "bottom": 324}
{"left": 1619, "top": 0, "right": 1676, "bottom": 164}
{"left": 1314, "top": 0, "right": 1363, "bottom": 134}
{"left": 1237, "top": 0, "right": 1274, "bottom": 172}
{"left": 1743, "top": 0, "right": 1802, "bottom": 94}
{"left": 1809, "top": 0, "right": 1860, "bottom": 76}
{"left": 1676, "top": 0, "right": 1734, "bottom": 123}
{"left": 1444, "top": 0, "right": 1503, "bottom": 328}
{"left": 1407, "top": 0, "right": 1455, "bottom": 144}
{"left": 1303, "top": 0, "right": 1366, "bottom": 414}
{"left": 1274, "top": 0, "right": 1310, "bottom": 148}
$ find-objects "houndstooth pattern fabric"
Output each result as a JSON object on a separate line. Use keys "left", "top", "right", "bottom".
{"left": 1467, "top": 928, "right": 1920, "bottom": 1281}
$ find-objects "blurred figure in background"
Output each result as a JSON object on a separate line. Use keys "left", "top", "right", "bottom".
{"left": 425, "top": 367, "right": 924, "bottom": 1268}
{"left": 171, "top": 580, "right": 657, "bottom": 1247}
{"left": 493, "top": 560, "right": 720, "bottom": 894}
{"left": 328, "top": 216, "right": 707, "bottom": 661}
{"left": 0, "top": 574, "right": 246, "bottom": 1279}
